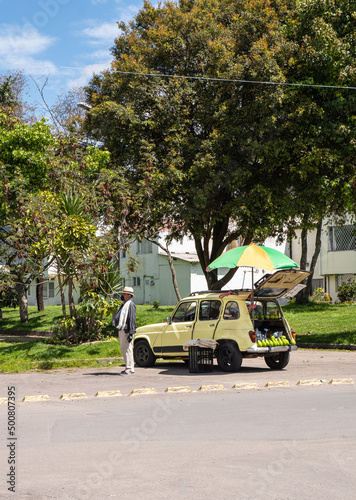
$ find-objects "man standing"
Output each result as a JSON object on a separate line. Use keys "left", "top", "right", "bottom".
{"left": 113, "top": 286, "right": 136, "bottom": 376}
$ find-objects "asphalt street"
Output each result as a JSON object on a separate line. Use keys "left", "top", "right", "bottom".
{"left": 0, "top": 349, "right": 355, "bottom": 401}
{"left": 0, "top": 385, "right": 355, "bottom": 499}
{"left": 0, "top": 349, "right": 356, "bottom": 499}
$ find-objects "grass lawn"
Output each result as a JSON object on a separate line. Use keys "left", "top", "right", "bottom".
{"left": 283, "top": 302, "right": 356, "bottom": 345}
{"left": 0, "top": 302, "right": 355, "bottom": 373}
{"left": 0, "top": 304, "right": 174, "bottom": 332}
{"left": 0, "top": 304, "right": 175, "bottom": 373}
{"left": 0, "top": 340, "right": 123, "bottom": 372}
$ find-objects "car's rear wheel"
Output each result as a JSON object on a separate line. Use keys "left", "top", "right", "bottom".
{"left": 217, "top": 342, "right": 242, "bottom": 372}
{"left": 134, "top": 340, "right": 156, "bottom": 367}
{"left": 264, "top": 351, "right": 290, "bottom": 370}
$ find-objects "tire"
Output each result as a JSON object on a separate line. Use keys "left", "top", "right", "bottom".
{"left": 217, "top": 342, "right": 242, "bottom": 372}
{"left": 134, "top": 340, "right": 156, "bottom": 367}
{"left": 264, "top": 351, "right": 290, "bottom": 370}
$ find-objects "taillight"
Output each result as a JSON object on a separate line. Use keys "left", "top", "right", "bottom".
{"left": 291, "top": 330, "right": 296, "bottom": 340}
{"left": 249, "top": 331, "right": 256, "bottom": 343}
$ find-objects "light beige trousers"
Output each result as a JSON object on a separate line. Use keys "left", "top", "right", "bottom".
{"left": 119, "top": 330, "right": 134, "bottom": 372}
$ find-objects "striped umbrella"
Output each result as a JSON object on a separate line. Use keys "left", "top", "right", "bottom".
{"left": 207, "top": 243, "right": 298, "bottom": 273}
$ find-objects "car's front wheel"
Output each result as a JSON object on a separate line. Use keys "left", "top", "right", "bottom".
{"left": 134, "top": 340, "right": 156, "bottom": 367}
{"left": 217, "top": 342, "right": 242, "bottom": 372}
{"left": 264, "top": 351, "right": 290, "bottom": 370}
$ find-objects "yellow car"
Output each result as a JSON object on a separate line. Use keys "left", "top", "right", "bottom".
{"left": 133, "top": 269, "right": 310, "bottom": 372}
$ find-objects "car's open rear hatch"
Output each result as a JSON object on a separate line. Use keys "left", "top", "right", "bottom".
{"left": 254, "top": 269, "right": 311, "bottom": 299}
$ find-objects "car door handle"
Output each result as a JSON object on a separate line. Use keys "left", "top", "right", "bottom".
{"left": 209, "top": 324, "right": 215, "bottom": 327}
{"left": 185, "top": 325, "right": 192, "bottom": 328}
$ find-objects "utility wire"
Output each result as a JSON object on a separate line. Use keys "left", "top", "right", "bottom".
{"left": 56, "top": 66, "right": 356, "bottom": 91}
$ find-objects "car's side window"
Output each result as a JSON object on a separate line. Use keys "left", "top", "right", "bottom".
{"left": 223, "top": 301, "right": 240, "bottom": 320}
{"left": 199, "top": 300, "right": 221, "bottom": 321}
{"left": 172, "top": 301, "right": 197, "bottom": 323}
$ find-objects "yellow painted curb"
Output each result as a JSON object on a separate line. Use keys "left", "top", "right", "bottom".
{"left": 232, "top": 383, "right": 258, "bottom": 390}
{"left": 199, "top": 384, "right": 225, "bottom": 392}
{"left": 95, "top": 390, "right": 122, "bottom": 398}
{"left": 22, "top": 395, "right": 50, "bottom": 402}
{"left": 60, "top": 393, "right": 87, "bottom": 400}
{"left": 297, "top": 379, "right": 323, "bottom": 386}
{"left": 165, "top": 386, "right": 192, "bottom": 393}
{"left": 265, "top": 381, "right": 290, "bottom": 388}
{"left": 0, "top": 397, "right": 8, "bottom": 404}
{"left": 129, "top": 388, "right": 157, "bottom": 397}
{"left": 329, "top": 378, "right": 355, "bottom": 385}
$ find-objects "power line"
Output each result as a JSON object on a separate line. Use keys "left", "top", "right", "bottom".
{"left": 57, "top": 66, "right": 356, "bottom": 91}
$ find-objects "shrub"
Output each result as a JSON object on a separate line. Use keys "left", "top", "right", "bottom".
{"left": 337, "top": 278, "right": 356, "bottom": 303}
{"left": 310, "top": 287, "right": 331, "bottom": 303}
{"left": 152, "top": 300, "right": 160, "bottom": 310}
{"left": 49, "top": 292, "right": 121, "bottom": 345}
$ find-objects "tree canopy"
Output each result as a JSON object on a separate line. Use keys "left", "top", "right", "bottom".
{"left": 0, "top": 77, "right": 118, "bottom": 322}
{"left": 84, "top": 0, "right": 356, "bottom": 289}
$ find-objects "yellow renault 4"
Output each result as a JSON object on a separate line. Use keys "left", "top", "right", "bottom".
{"left": 133, "top": 269, "right": 310, "bottom": 372}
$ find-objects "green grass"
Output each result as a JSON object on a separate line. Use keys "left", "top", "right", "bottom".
{"left": 1, "top": 302, "right": 355, "bottom": 373}
{"left": 0, "top": 304, "right": 174, "bottom": 333}
{"left": 0, "top": 304, "right": 175, "bottom": 373}
{"left": 0, "top": 306, "right": 69, "bottom": 331}
{"left": 283, "top": 302, "right": 356, "bottom": 345}
{"left": 0, "top": 339, "right": 123, "bottom": 372}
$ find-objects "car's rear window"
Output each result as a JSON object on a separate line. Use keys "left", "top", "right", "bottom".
{"left": 223, "top": 301, "right": 240, "bottom": 320}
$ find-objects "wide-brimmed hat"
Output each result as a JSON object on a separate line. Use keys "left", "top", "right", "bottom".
{"left": 120, "top": 286, "right": 135, "bottom": 297}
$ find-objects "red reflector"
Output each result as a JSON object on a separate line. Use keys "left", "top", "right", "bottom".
{"left": 291, "top": 330, "right": 296, "bottom": 340}
{"left": 249, "top": 331, "right": 256, "bottom": 342}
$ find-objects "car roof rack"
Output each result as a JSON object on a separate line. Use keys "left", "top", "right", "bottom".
{"left": 189, "top": 289, "right": 244, "bottom": 296}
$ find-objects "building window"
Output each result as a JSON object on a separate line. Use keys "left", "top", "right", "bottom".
{"left": 312, "top": 279, "right": 323, "bottom": 294}
{"left": 49, "top": 281, "right": 55, "bottom": 298}
{"left": 43, "top": 283, "right": 48, "bottom": 299}
{"left": 328, "top": 225, "right": 356, "bottom": 251}
{"left": 133, "top": 277, "right": 141, "bottom": 287}
{"left": 137, "top": 238, "right": 152, "bottom": 254}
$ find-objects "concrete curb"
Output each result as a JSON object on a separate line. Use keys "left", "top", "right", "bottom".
{"left": 1, "top": 377, "right": 354, "bottom": 403}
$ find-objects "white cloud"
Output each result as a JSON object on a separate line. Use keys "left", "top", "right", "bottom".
{"left": 66, "top": 60, "right": 112, "bottom": 89}
{"left": 0, "top": 24, "right": 57, "bottom": 74}
{"left": 81, "top": 21, "right": 119, "bottom": 45}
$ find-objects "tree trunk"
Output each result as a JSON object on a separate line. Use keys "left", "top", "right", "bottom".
{"left": 68, "top": 277, "right": 76, "bottom": 318}
{"left": 295, "top": 226, "right": 309, "bottom": 304}
{"left": 36, "top": 276, "right": 45, "bottom": 312}
{"left": 0, "top": 308, "right": 2, "bottom": 321}
{"left": 296, "top": 220, "right": 322, "bottom": 303}
{"left": 212, "top": 267, "right": 239, "bottom": 290}
{"left": 305, "top": 219, "right": 322, "bottom": 298}
{"left": 165, "top": 249, "right": 181, "bottom": 301}
{"left": 151, "top": 240, "right": 181, "bottom": 301}
{"left": 16, "top": 283, "right": 29, "bottom": 323}
{"left": 56, "top": 262, "right": 66, "bottom": 318}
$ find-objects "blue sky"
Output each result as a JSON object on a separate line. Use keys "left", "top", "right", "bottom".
{"left": 0, "top": 0, "right": 146, "bottom": 113}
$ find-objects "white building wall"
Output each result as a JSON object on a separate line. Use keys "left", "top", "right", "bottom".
{"left": 27, "top": 277, "right": 80, "bottom": 307}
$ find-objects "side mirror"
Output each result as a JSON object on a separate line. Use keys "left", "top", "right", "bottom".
{"left": 166, "top": 317, "right": 172, "bottom": 325}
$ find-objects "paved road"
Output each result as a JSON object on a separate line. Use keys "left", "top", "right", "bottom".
{"left": 0, "top": 384, "right": 355, "bottom": 499}
{"left": 0, "top": 349, "right": 355, "bottom": 401}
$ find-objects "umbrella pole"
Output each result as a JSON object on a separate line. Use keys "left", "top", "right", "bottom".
{"left": 252, "top": 268, "right": 255, "bottom": 327}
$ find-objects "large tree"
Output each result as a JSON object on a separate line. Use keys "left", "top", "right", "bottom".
{"left": 85, "top": 0, "right": 297, "bottom": 288}
{"left": 0, "top": 112, "right": 56, "bottom": 321}
{"left": 84, "top": 0, "right": 356, "bottom": 290}
{"left": 270, "top": 0, "right": 356, "bottom": 300}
